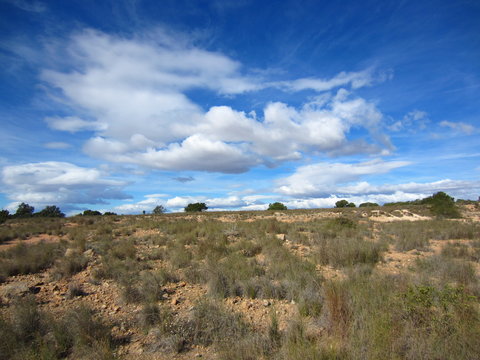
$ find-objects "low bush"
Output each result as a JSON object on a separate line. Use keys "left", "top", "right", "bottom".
{"left": 268, "top": 202, "right": 287, "bottom": 211}
{"left": 52, "top": 251, "right": 88, "bottom": 279}
{"left": 190, "top": 298, "right": 250, "bottom": 346}
{"left": 416, "top": 255, "right": 478, "bottom": 287}
{"left": 204, "top": 253, "right": 264, "bottom": 298}
{"left": 0, "top": 241, "right": 65, "bottom": 280}
{"left": 380, "top": 221, "right": 431, "bottom": 251}
{"left": 422, "top": 191, "right": 461, "bottom": 218}
{"left": 0, "top": 298, "right": 115, "bottom": 360}
{"left": 313, "top": 234, "right": 385, "bottom": 267}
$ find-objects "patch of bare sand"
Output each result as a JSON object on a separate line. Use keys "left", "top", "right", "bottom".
{"left": 368, "top": 209, "right": 431, "bottom": 222}
{"left": 376, "top": 238, "right": 480, "bottom": 276}
{"left": 0, "top": 234, "right": 63, "bottom": 252}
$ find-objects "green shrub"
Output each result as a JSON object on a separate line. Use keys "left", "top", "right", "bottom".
{"left": 0, "top": 209, "right": 9, "bottom": 224}
{"left": 335, "top": 200, "right": 356, "bottom": 208}
{"left": 153, "top": 205, "right": 167, "bottom": 214}
{"left": 268, "top": 202, "right": 287, "bottom": 210}
{"left": 82, "top": 209, "right": 102, "bottom": 216}
{"left": 14, "top": 202, "right": 34, "bottom": 218}
{"left": 184, "top": 203, "right": 208, "bottom": 212}
{"left": 422, "top": 191, "right": 461, "bottom": 218}
{"left": 36, "top": 205, "right": 65, "bottom": 218}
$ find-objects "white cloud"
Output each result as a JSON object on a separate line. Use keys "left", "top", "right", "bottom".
{"left": 7, "top": 0, "right": 46, "bottom": 12}
{"left": 282, "top": 186, "right": 480, "bottom": 209}
{"left": 114, "top": 195, "right": 167, "bottom": 214}
{"left": 276, "top": 159, "right": 410, "bottom": 197}
{"left": 272, "top": 69, "right": 376, "bottom": 92}
{"left": 1, "top": 162, "right": 129, "bottom": 211}
{"left": 45, "top": 116, "right": 107, "bottom": 133}
{"left": 110, "top": 175, "right": 480, "bottom": 214}
{"left": 440, "top": 121, "right": 475, "bottom": 135}
{"left": 389, "top": 110, "right": 429, "bottom": 131}
{"left": 282, "top": 192, "right": 422, "bottom": 209}
{"left": 84, "top": 134, "right": 259, "bottom": 173}
{"left": 114, "top": 192, "right": 277, "bottom": 214}
{"left": 40, "top": 30, "right": 392, "bottom": 173}
{"left": 336, "top": 179, "right": 479, "bottom": 196}
{"left": 44, "top": 142, "right": 71, "bottom": 149}
{"left": 165, "top": 196, "right": 204, "bottom": 210}
{"left": 275, "top": 159, "right": 480, "bottom": 207}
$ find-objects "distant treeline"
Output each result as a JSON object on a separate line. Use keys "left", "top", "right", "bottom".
{"left": 0, "top": 203, "right": 119, "bottom": 224}
{"left": 0, "top": 192, "right": 477, "bottom": 224}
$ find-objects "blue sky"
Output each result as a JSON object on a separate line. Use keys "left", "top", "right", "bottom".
{"left": 0, "top": 0, "right": 479, "bottom": 214}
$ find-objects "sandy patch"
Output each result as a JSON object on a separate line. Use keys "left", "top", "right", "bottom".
{"left": 0, "top": 234, "right": 63, "bottom": 252}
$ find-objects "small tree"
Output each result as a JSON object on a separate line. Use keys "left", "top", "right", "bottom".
{"left": 15, "top": 202, "right": 34, "bottom": 218}
{"left": 0, "top": 209, "right": 9, "bottom": 224}
{"left": 268, "top": 202, "right": 287, "bottom": 210}
{"left": 335, "top": 200, "right": 355, "bottom": 208}
{"left": 83, "top": 209, "right": 102, "bottom": 216}
{"left": 153, "top": 205, "right": 166, "bottom": 214}
{"left": 37, "top": 205, "right": 65, "bottom": 218}
{"left": 421, "top": 191, "right": 461, "bottom": 218}
{"left": 103, "top": 212, "right": 117, "bottom": 216}
{"left": 184, "top": 203, "right": 208, "bottom": 212}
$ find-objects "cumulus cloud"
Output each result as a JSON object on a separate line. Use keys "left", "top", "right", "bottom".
{"left": 276, "top": 158, "right": 480, "bottom": 207}
{"left": 440, "top": 121, "right": 475, "bottom": 135}
{"left": 84, "top": 134, "right": 259, "bottom": 173}
{"left": 282, "top": 192, "right": 423, "bottom": 209}
{"left": 276, "top": 159, "right": 410, "bottom": 197}
{"left": 45, "top": 116, "right": 107, "bottom": 133}
{"left": 1, "top": 162, "right": 130, "bottom": 211}
{"left": 110, "top": 174, "right": 480, "bottom": 214}
{"left": 336, "top": 179, "right": 479, "bottom": 196}
{"left": 41, "top": 30, "right": 392, "bottom": 173}
{"left": 389, "top": 110, "right": 429, "bottom": 131}
{"left": 114, "top": 194, "right": 168, "bottom": 213}
{"left": 114, "top": 192, "right": 277, "bottom": 214}
{"left": 282, "top": 184, "right": 480, "bottom": 209}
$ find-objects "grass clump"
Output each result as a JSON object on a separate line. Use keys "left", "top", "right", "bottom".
{"left": 190, "top": 298, "right": 250, "bottom": 346}
{"left": 381, "top": 221, "right": 431, "bottom": 251}
{"left": 145, "top": 297, "right": 252, "bottom": 354}
{"left": 52, "top": 250, "right": 88, "bottom": 279}
{"left": 416, "top": 255, "right": 478, "bottom": 288}
{"left": 261, "top": 236, "right": 323, "bottom": 316}
{"left": 0, "top": 241, "right": 65, "bottom": 280}
{"left": 314, "top": 235, "right": 385, "bottom": 267}
{"left": 0, "top": 297, "right": 115, "bottom": 360}
{"left": 204, "top": 252, "right": 264, "bottom": 298}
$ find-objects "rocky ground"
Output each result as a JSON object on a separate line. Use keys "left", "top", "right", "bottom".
{"left": 1, "top": 205, "right": 479, "bottom": 359}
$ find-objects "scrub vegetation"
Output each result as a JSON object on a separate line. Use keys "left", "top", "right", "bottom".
{"left": 0, "top": 199, "right": 479, "bottom": 359}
